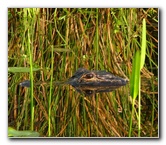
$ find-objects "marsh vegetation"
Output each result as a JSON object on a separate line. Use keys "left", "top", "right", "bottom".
{"left": 8, "top": 8, "right": 158, "bottom": 137}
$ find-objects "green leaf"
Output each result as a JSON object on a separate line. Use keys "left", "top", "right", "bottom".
{"left": 130, "top": 50, "right": 141, "bottom": 99}
{"left": 8, "top": 127, "right": 40, "bottom": 137}
{"left": 8, "top": 67, "right": 40, "bottom": 73}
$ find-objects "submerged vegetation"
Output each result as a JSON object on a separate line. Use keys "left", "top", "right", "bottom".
{"left": 8, "top": 8, "right": 158, "bottom": 137}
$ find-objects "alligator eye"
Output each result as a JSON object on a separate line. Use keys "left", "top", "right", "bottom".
{"left": 84, "top": 90, "right": 94, "bottom": 95}
{"left": 85, "top": 73, "right": 94, "bottom": 79}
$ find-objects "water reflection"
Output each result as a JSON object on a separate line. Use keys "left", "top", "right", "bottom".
{"left": 73, "top": 85, "right": 127, "bottom": 96}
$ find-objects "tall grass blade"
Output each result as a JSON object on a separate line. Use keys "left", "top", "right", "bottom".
{"left": 23, "top": 8, "right": 35, "bottom": 131}
{"left": 48, "top": 45, "right": 54, "bottom": 136}
{"left": 129, "top": 18, "right": 147, "bottom": 136}
{"left": 129, "top": 50, "right": 141, "bottom": 136}
{"left": 140, "top": 18, "right": 147, "bottom": 70}
{"left": 95, "top": 8, "right": 99, "bottom": 136}
{"left": 138, "top": 18, "right": 147, "bottom": 136}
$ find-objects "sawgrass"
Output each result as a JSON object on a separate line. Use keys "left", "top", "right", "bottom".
{"left": 8, "top": 8, "right": 158, "bottom": 137}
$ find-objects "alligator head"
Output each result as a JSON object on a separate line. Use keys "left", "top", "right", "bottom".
{"left": 67, "top": 68, "right": 128, "bottom": 95}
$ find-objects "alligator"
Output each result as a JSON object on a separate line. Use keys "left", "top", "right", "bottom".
{"left": 67, "top": 68, "right": 128, "bottom": 95}
{"left": 19, "top": 68, "right": 128, "bottom": 95}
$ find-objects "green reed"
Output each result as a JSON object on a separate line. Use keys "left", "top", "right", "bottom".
{"left": 129, "top": 18, "right": 147, "bottom": 136}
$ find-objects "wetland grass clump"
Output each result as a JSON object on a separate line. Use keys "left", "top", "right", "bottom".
{"left": 8, "top": 8, "right": 158, "bottom": 137}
